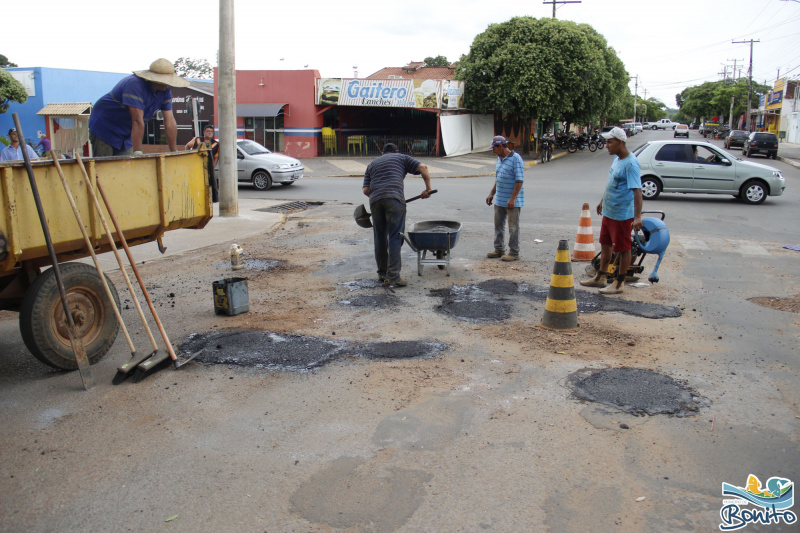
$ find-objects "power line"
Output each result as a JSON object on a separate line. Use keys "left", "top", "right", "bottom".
{"left": 541, "top": 0, "right": 581, "bottom": 19}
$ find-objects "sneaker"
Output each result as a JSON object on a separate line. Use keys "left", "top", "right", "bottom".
{"left": 501, "top": 254, "right": 519, "bottom": 262}
{"left": 384, "top": 278, "right": 408, "bottom": 287}
{"left": 599, "top": 283, "right": 624, "bottom": 295}
{"left": 486, "top": 250, "right": 504, "bottom": 259}
{"left": 580, "top": 276, "right": 607, "bottom": 288}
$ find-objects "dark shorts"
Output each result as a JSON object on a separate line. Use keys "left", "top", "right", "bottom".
{"left": 599, "top": 216, "right": 632, "bottom": 252}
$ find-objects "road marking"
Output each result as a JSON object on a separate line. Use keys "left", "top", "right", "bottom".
{"left": 726, "top": 239, "right": 770, "bottom": 256}
{"left": 424, "top": 165, "right": 453, "bottom": 174}
{"left": 443, "top": 161, "right": 486, "bottom": 169}
{"left": 678, "top": 238, "right": 709, "bottom": 250}
{"left": 678, "top": 237, "right": 771, "bottom": 255}
{"left": 328, "top": 160, "right": 367, "bottom": 173}
{"left": 302, "top": 164, "right": 313, "bottom": 174}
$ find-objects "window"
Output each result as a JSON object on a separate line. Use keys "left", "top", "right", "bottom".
{"left": 655, "top": 144, "right": 692, "bottom": 162}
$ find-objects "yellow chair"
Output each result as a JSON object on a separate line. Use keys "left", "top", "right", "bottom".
{"left": 347, "top": 135, "right": 365, "bottom": 156}
{"left": 322, "top": 127, "right": 337, "bottom": 155}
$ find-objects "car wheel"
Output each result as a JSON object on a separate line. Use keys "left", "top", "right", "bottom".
{"left": 673, "top": 133, "right": 677, "bottom": 138}
{"left": 252, "top": 170, "right": 273, "bottom": 191}
{"left": 739, "top": 180, "right": 767, "bottom": 205}
{"left": 772, "top": 153, "right": 778, "bottom": 160}
{"left": 652, "top": 126, "right": 657, "bottom": 130}
{"left": 641, "top": 177, "right": 662, "bottom": 200}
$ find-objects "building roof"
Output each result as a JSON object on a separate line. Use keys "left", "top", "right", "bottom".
{"left": 188, "top": 79, "right": 214, "bottom": 95}
{"left": 366, "top": 62, "right": 457, "bottom": 80}
{"left": 37, "top": 102, "right": 92, "bottom": 116}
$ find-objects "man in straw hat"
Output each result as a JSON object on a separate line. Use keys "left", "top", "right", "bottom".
{"left": 88, "top": 58, "right": 190, "bottom": 157}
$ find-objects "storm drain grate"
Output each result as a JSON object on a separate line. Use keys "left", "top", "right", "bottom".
{"left": 257, "top": 201, "right": 323, "bottom": 214}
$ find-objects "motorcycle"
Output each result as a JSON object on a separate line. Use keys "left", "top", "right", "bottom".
{"left": 540, "top": 136, "right": 553, "bottom": 163}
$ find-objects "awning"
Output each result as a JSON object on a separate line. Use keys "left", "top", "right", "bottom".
{"left": 37, "top": 102, "right": 92, "bottom": 116}
{"left": 236, "top": 103, "right": 287, "bottom": 117}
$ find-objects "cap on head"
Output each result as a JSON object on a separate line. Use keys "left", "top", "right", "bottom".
{"left": 133, "top": 58, "right": 191, "bottom": 88}
{"left": 382, "top": 143, "right": 399, "bottom": 153}
{"left": 203, "top": 124, "right": 215, "bottom": 132}
{"left": 490, "top": 135, "right": 508, "bottom": 148}
{"left": 600, "top": 127, "right": 627, "bottom": 143}
{"left": 8, "top": 127, "right": 17, "bottom": 135}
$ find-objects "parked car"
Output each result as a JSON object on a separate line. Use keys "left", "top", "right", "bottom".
{"left": 673, "top": 124, "right": 690, "bottom": 138}
{"left": 724, "top": 130, "right": 749, "bottom": 149}
{"left": 743, "top": 132, "right": 779, "bottom": 159}
{"left": 634, "top": 122, "right": 643, "bottom": 133}
{"left": 224, "top": 139, "right": 304, "bottom": 190}
{"left": 622, "top": 123, "right": 636, "bottom": 136}
{"left": 632, "top": 140, "right": 785, "bottom": 205}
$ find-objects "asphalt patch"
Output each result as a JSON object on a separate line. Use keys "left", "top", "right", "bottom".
{"left": 430, "top": 283, "right": 514, "bottom": 323}
{"left": 337, "top": 294, "right": 401, "bottom": 308}
{"left": 211, "top": 258, "right": 285, "bottom": 271}
{"left": 525, "top": 285, "right": 682, "bottom": 319}
{"left": 177, "top": 330, "right": 447, "bottom": 370}
{"left": 566, "top": 367, "right": 707, "bottom": 416}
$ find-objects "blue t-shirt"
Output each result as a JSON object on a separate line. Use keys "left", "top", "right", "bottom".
{"left": 494, "top": 151, "right": 525, "bottom": 208}
{"left": 363, "top": 153, "right": 421, "bottom": 204}
{"left": 602, "top": 154, "right": 641, "bottom": 220}
{"left": 89, "top": 75, "right": 173, "bottom": 151}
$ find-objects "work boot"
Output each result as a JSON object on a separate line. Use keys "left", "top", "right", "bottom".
{"left": 501, "top": 254, "right": 519, "bottom": 262}
{"left": 580, "top": 275, "right": 608, "bottom": 288}
{"left": 384, "top": 278, "right": 408, "bottom": 288}
{"left": 599, "top": 282, "right": 624, "bottom": 295}
{"left": 486, "top": 250, "right": 504, "bottom": 259}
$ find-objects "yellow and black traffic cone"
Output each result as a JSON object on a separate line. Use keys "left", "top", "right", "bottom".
{"left": 541, "top": 239, "right": 578, "bottom": 330}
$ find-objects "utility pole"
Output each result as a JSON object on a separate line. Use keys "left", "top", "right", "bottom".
{"left": 733, "top": 39, "right": 759, "bottom": 132}
{"left": 727, "top": 58, "right": 743, "bottom": 81}
{"left": 729, "top": 96, "right": 735, "bottom": 130}
{"left": 633, "top": 75, "right": 638, "bottom": 124}
{"left": 219, "top": 0, "right": 238, "bottom": 216}
{"left": 542, "top": 0, "right": 581, "bottom": 18}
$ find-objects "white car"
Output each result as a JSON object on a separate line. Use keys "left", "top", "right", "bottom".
{"left": 634, "top": 122, "right": 643, "bottom": 133}
{"left": 673, "top": 124, "right": 690, "bottom": 138}
{"left": 633, "top": 140, "right": 785, "bottom": 205}
{"left": 227, "top": 139, "right": 304, "bottom": 190}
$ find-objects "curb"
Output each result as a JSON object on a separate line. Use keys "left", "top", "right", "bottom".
{"left": 778, "top": 156, "right": 800, "bottom": 170}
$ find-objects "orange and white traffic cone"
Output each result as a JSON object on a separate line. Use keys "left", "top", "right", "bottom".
{"left": 571, "top": 203, "right": 596, "bottom": 262}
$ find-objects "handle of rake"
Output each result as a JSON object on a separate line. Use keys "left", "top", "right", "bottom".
{"left": 94, "top": 175, "right": 177, "bottom": 363}
{"left": 50, "top": 152, "right": 136, "bottom": 355}
{"left": 74, "top": 155, "right": 159, "bottom": 353}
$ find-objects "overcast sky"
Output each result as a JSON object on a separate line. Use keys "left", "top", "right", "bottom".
{"left": 5, "top": 0, "right": 800, "bottom": 110}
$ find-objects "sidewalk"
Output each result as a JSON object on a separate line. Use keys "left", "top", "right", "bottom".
{"left": 778, "top": 141, "right": 800, "bottom": 169}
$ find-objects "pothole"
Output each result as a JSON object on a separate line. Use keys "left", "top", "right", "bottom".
{"left": 525, "top": 285, "right": 682, "bottom": 319}
{"left": 337, "top": 294, "right": 401, "bottom": 308}
{"left": 177, "top": 330, "right": 447, "bottom": 370}
{"left": 566, "top": 367, "right": 707, "bottom": 416}
{"left": 211, "top": 258, "right": 285, "bottom": 271}
{"left": 748, "top": 294, "right": 800, "bottom": 313}
{"left": 430, "top": 284, "right": 514, "bottom": 323}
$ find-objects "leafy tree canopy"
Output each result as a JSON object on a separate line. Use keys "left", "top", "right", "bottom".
{"left": 173, "top": 57, "right": 213, "bottom": 79}
{"left": 0, "top": 70, "right": 27, "bottom": 114}
{"left": 423, "top": 55, "right": 450, "bottom": 67}
{"left": 458, "top": 16, "right": 628, "bottom": 129}
{"left": 0, "top": 54, "right": 17, "bottom": 68}
{"left": 676, "top": 79, "right": 770, "bottom": 122}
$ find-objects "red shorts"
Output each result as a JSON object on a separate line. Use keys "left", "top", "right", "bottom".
{"left": 599, "top": 216, "right": 632, "bottom": 252}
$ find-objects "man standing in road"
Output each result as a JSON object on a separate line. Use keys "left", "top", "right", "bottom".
{"left": 362, "top": 143, "right": 433, "bottom": 287}
{"left": 579, "top": 127, "right": 642, "bottom": 295}
{"left": 0, "top": 128, "right": 38, "bottom": 162}
{"left": 486, "top": 135, "right": 525, "bottom": 261}
{"left": 88, "top": 58, "right": 189, "bottom": 157}
{"left": 186, "top": 124, "right": 220, "bottom": 202}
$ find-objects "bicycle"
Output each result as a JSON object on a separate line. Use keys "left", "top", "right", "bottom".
{"left": 540, "top": 137, "right": 553, "bottom": 163}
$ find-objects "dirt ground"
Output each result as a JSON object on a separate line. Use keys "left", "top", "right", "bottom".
{"left": 1, "top": 202, "right": 798, "bottom": 533}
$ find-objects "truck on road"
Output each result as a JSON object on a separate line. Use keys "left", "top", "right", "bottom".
{"left": 646, "top": 119, "right": 677, "bottom": 130}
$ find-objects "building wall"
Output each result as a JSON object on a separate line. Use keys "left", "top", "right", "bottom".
{"left": 1, "top": 67, "right": 126, "bottom": 142}
{"left": 214, "top": 69, "right": 323, "bottom": 158}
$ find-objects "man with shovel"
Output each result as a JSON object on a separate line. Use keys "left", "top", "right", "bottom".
{"left": 362, "top": 143, "right": 433, "bottom": 287}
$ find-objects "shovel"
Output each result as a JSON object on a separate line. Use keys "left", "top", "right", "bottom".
{"left": 354, "top": 189, "right": 437, "bottom": 228}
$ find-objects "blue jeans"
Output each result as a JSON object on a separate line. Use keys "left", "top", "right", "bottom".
{"left": 494, "top": 205, "right": 521, "bottom": 256}
{"left": 371, "top": 198, "right": 406, "bottom": 281}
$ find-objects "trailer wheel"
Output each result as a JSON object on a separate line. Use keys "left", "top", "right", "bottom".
{"left": 19, "top": 263, "right": 120, "bottom": 370}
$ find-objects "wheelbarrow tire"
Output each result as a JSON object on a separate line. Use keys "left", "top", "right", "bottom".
{"left": 436, "top": 250, "right": 446, "bottom": 270}
{"left": 19, "top": 263, "right": 120, "bottom": 370}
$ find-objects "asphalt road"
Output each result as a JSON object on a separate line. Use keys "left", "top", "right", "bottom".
{"left": 1, "top": 129, "right": 798, "bottom": 533}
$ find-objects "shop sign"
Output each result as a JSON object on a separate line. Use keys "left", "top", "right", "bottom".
{"left": 767, "top": 90, "right": 783, "bottom": 106}
{"left": 316, "top": 78, "right": 465, "bottom": 109}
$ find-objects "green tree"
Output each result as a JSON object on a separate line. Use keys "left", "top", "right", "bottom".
{"left": 0, "top": 54, "right": 17, "bottom": 68}
{"left": 173, "top": 57, "right": 212, "bottom": 79}
{"left": 0, "top": 69, "right": 27, "bottom": 114}
{"left": 423, "top": 55, "right": 450, "bottom": 67}
{"left": 676, "top": 79, "right": 770, "bottom": 123}
{"left": 458, "top": 16, "right": 628, "bottom": 152}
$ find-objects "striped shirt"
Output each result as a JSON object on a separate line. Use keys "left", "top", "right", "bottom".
{"left": 494, "top": 151, "right": 525, "bottom": 208}
{"left": 363, "top": 153, "right": 421, "bottom": 204}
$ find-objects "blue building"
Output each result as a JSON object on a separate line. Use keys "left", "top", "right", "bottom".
{"left": 1, "top": 67, "right": 127, "bottom": 148}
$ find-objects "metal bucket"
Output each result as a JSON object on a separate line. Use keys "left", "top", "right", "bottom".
{"left": 213, "top": 277, "right": 249, "bottom": 316}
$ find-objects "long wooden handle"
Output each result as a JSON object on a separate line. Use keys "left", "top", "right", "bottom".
{"left": 95, "top": 176, "right": 177, "bottom": 363}
{"left": 406, "top": 189, "right": 438, "bottom": 203}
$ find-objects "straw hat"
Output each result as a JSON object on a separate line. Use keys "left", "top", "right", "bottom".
{"left": 133, "top": 58, "right": 190, "bottom": 88}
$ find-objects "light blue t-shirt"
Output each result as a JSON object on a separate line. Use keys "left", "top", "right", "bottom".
{"left": 494, "top": 151, "right": 525, "bottom": 208}
{"left": 602, "top": 154, "right": 641, "bottom": 221}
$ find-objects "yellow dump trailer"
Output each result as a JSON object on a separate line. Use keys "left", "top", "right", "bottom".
{"left": 0, "top": 151, "right": 212, "bottom": 369}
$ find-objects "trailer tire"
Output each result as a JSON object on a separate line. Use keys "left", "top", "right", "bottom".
{"left": 19, "top": 263, "right": 120, "bottom": 370}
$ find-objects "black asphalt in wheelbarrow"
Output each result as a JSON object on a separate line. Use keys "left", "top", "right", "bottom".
{"left": 400, "top": 221, "right": 462, "bottom": 276}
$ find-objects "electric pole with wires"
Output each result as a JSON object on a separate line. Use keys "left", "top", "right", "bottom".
{"left": 542, "top": 0, "right": 581, "bottom": 18}
{"left": 732, "top": 39, "right": 759, "bottom": 131}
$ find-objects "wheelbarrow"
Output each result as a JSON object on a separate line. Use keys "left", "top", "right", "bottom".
{"left": 400, "top": 221, "right": 462, "bottom": 276}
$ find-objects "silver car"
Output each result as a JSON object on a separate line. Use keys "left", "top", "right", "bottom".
{"left": 633, "top": 140, "right": 785, "bottom": 205}
{"left": 234, "top": 139, "right": 304, "bottom": 190}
